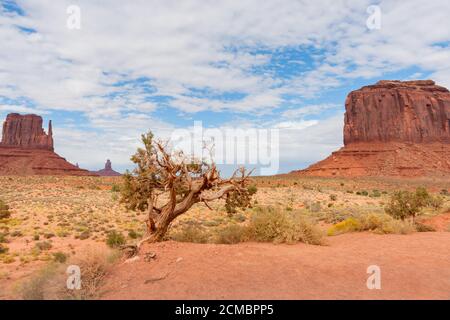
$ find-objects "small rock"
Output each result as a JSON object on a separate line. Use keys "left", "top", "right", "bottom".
{"left": 176, "top": 257, "right": 183, "bottom": 263}
{"left": 144, "top": 251, "right": 156, "bottom": 262}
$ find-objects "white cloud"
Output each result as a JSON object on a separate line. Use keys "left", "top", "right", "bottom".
{"left": 1, "top": 0, "right": 450, "bottom": 171}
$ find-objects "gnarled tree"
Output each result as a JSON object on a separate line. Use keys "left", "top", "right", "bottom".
{"left": 120, "top": 132, "right": 254, "bottom": 256}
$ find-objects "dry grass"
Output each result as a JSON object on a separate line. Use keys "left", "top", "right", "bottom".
{"left": 19, "top": 247, "right": 120, "bottom": 300}
{"left": 327, "top": 213, "right": 417, "bottom": 236}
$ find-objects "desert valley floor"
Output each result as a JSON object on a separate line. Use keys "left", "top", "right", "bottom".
{"left": 0, "top": 175, "right": 449, "bottom": 299}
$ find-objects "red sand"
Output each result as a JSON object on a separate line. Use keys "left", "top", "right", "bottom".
{"left": 101, "top": 232, "right": 450, "bottom": 300}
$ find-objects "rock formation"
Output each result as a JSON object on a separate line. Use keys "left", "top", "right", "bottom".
{"left": 92, "top": 159, "right": 121, "bottom": 176}
{"left": 0, "top": 113, "right": 94, "bottom": 176}
{"left": 1, "top": 113, "right": 54, "bottom": 150}
{"left": 296, "top": 80, "right": 450, "bottom": 177}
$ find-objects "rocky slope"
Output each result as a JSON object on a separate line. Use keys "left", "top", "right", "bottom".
{"left": 0, "top": 113, "right": 94, "bottom": 176}
{"left": 297, "top": 80, "right": 450, "bottom": 177}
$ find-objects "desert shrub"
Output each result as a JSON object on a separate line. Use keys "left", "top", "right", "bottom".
{"left": 370, "top": 190, "right": 381, "bottom": 198}
{"left": 35, "top": 241, "right": 52, "bottom": 251}
{"left": 328, "top": 213, "right": 416, "bottom": 236}
{"left": 52, "top": 252, "right": 68, "bottom": 263}
{"left": 64, "top": 249, "right": 120, "bottom": 300}
{"left": 247, "top": 185, "right": 258, "bottom": 195}
{"left": 20, "top": 263, "right": 58, "bottom": 300}
{"left": 169, "top": 225, "right": 209, "bottom": 243}
{"left": 77, "top": 230, "right": 91, "bottom": 240}
{"left": 385, "top": 187, "right": 435, "bottom": 221}
{"left": 440, "top": 189, "right": 449, "bottom": 196}
{"left": 327, "top": 218, "right": 361, "bottom": 236}
{"left": 427, "top": 196, "right": 444, "bottom": 210}
{"left": 329, "top": 194, "right": 337, "bottom": 201}
{"left": 246, "top": 207, "right": 324, "bottom": 245}
{"left": 11, "top": 230, "right": 23, "bottom": 237}
{"left": 127, "top": 230, "right": 139, "bottom": 239}
{"left": 0, "top": 232, "right": 8, "bottom": 243}
{"left": 111, "top": 184, "right": 121, "bottom": 192}
{"left": 214, "top": 224, "right": 247, "bottom": 244}
{"left": 106, "top": 231, "right": 125, "bottom": 248}
{"left": 21, "top": 249, "right": 120, "bottom": 300}
{"left": 0, "top": 199, "right": 11, "bottom": 220}
{"left": 414, "top": 222, "right": 436, "bottom": 232}
{"left": 232, "top": 213, "right": 246, "bottom": 223}
{"left": 0, "top": 244, "right": 8, "bottom": 254}
{"left": 306, "top": 201, "right": 322, "bottom": 213}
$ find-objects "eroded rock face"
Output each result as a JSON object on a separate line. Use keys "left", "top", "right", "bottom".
{"left": 344, "top": 80, "right": 450, "bottom": 145}
{"left": 0, "top": 113, "right": 94, "bottom": 176}
{"left": 1, "top": 113, "right": 54, "bottom": 151}
{"left": 296, "top": 80, "right": 450, "bottom": 178}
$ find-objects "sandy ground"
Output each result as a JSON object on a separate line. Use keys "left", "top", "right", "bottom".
{"left": 101, "top": 232, "right": 450, "bottom": 300}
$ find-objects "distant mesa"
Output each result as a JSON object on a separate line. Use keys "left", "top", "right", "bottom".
{"left": 295, "top": 80, "right": 450, "bottom": 177}
{"left": 0, "top": 113, "right": 94, "bottom": 176}
{"left": 92, "top": 159, "right": 122, "bottom": 177}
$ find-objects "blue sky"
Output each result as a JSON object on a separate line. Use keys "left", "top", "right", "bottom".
{"left": 0, "top": 0, "right": 449, "bottom": 174}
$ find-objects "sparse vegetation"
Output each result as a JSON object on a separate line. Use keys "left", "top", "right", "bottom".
{"left": 385, "top": 187, "right": 441, "bottom": 221}
{"left": 327, "top": 213, "right": 417, "bottom": 236}
{"left": 1, "top": 172, "right": 449, "bottom": 299}
{"left": 245, "top": 207, "right": 324, "bottom": 245}
{"left": 106, "top": 230, "right": 126, "bottom": 248}
{"left": 0, "top": 199, "right": 11, "bottom": 219}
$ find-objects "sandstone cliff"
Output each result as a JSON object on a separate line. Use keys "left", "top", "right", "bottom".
{"left": 1, "top": 113, "right": 54, "bottom": 150}
{"left": 296, "top": 80, "right": 450, "bottom": 177}
{"left": 0, "top": 113, "right": 94, "bottom": 176}
{"left": 344, "top": 80, "right": 450, "bottom": 145}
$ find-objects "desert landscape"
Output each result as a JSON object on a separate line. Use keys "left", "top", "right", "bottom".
{"left": 1, "top": 78, "right": 450, "bottom": 300}
{"left": 1, "top": 1, "right": 450, "bottom": 305}
{"left": 0, "top": 174, "right": 449, "bottom": 299}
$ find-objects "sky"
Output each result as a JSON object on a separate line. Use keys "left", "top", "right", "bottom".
{"left": 0, "top": 0, "right": 450, "bottom": 175}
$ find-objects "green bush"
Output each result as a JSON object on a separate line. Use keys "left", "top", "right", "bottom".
{"left": 0, "top": 199, "right": 11, "bottom": 220}
{"left": 106, "top": 231, "right": 126, "bottom": 248}
{"left": 247, "top": 185, "right": 258, "bottom": 195}
{"left": 385, "top": 187, "right": 436, "bottom": 221}
{"left": 128, "top": 230, "right": 140, "bottom": 239}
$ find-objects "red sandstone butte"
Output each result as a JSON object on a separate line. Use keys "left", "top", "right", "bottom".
{"left": 296, "top": 80, "right": 450, "bottom": 177}
{"left": 0, "top": 113, "right": 94, "bottom": 176}
{"left": 92, "top": 159, "right": 122, "bottom": 176}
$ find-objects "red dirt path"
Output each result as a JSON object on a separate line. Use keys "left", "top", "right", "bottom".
{"left": 101, "top": 232, "right": 450, "bottom": 300}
